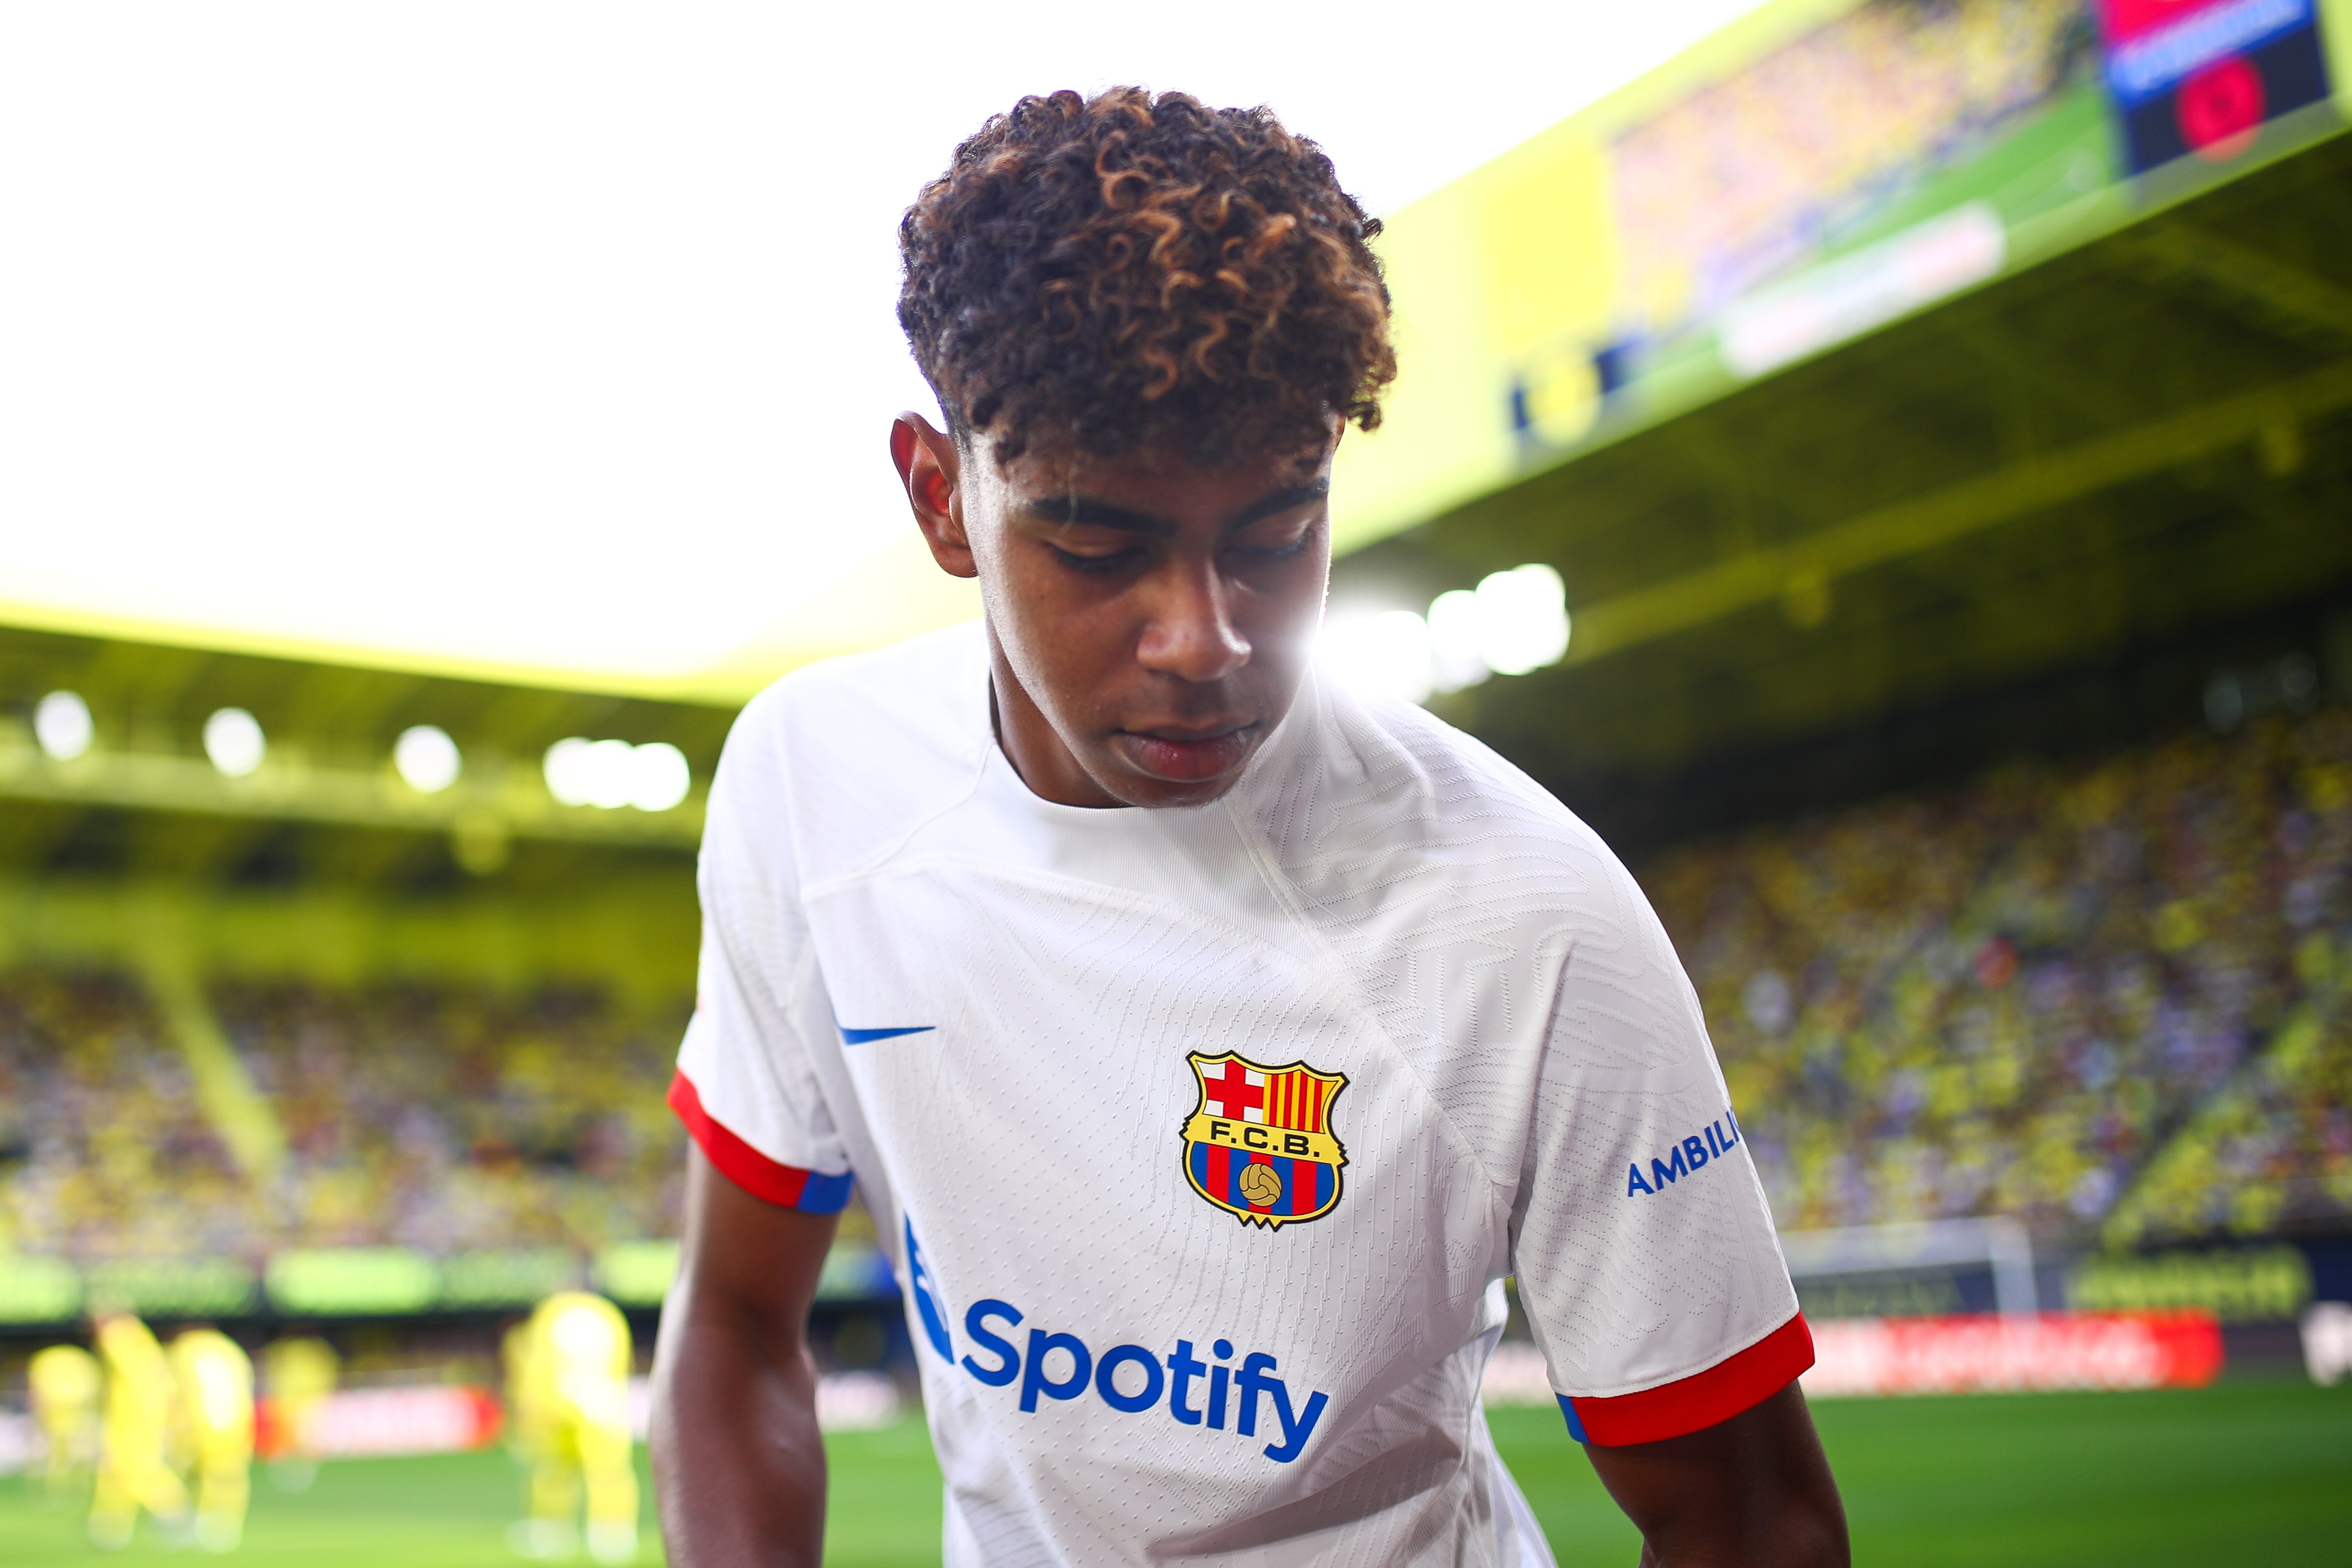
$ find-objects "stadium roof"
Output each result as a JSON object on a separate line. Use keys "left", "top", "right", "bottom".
{"left": 0, "top": 2, "right": 1774, "bottom": 705}
{"left": 1335, "top": 126, "right": 2352, "bottom": 835}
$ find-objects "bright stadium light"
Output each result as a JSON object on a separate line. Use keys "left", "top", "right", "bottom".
{"left": 1319, "top": 608, "right": 1434, "bottom": 705}
{"left": 581, "top": 738, "right": 637, "bottom": 810}
{"left": 545, "top": 736, "right": 692, "bottom": 811}
{"left": 203, "top": 707, "right": 266, "bottom": 777}
{"left": 1471, "top": 564, "right": 1571, "bottom": 676}
{"left": 628, "top": 742, "right": 692, "bottom": 813}
{"left": 393, "top": 724, "right": 462, "bottom": 794}
{"left": 1425, "top": 589, "right": 1490, "bottom": 694}
{"left": 543, "top": 738, "right": 596, "bottom": 807}
{"left": 33, "top": 689, "right": 93, "bottom": 760}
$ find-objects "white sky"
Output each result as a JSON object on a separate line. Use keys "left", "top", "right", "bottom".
{"left": 0, "top": 2, "right": 1765, "bottom": 686}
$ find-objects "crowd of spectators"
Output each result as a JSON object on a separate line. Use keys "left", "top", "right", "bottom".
{"left": 5, "top": 705, "right": 2348, "bottom": 1268}
{"left": 1609, "top": 0, "right": 2086, "bottom": 338}
{"left": 1642, "top": 707, "right": 2352, "bottom": 1242}
{"left": 0, "top": 974, "right": 690, "bottom": 1263}
{"left": 218, "top": 982, "right": 687, "bottom": 1256}
{"left": 0, "top": 970, "right": 252, "bottom": 1262}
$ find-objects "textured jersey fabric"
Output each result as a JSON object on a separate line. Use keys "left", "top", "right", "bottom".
{"left": 673, "top": 621, "right": 1808, "bottom": 1567}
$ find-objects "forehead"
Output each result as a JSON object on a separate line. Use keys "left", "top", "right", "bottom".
{"left": 990, "top": 437, "right": 1333, "bottom": 518}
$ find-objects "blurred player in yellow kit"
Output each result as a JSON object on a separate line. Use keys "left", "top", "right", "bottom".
{"left": 167, "top": 1327, "right": 255, "bottom": 1552}
{"left": 260, "top": 1335, "right": 339, "bottom": 1490}
{"left": 507, "top": 1291, "right": 639, "bottom": 1563}
{"left": 88, "top": 1312, "right": 189, "bottom": 1550}
{"left": 27, "top": 1342, "right": 102, "bottom": 1501}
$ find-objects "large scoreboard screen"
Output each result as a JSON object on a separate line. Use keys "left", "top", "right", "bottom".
{"left": 2099, "top": 0, "right": 2334, "bottom": 171}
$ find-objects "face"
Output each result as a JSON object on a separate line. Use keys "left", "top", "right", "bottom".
{"left": 892, "top": 414, "right": 1335, "bottom": 808}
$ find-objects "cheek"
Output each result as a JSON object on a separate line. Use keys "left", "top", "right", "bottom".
{"left": 1243, "top": 559, "right": 1330, "bottom": 660}
{"left": 990, "top": 559, "right": 1131, "bottom": 715}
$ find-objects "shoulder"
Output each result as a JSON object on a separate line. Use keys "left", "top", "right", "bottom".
{"left": 711, "top": 621, "right": 989, "bottom": 886}
{"left": 1237, "top": 676, "right": 1642, "bottom": 937}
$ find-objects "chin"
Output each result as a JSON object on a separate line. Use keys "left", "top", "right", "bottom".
{"left": 1105, "top": 767, "right": 1249, "bottom": 810}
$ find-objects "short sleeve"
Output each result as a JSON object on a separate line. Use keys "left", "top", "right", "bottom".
{"left": 669, "top": 692, "right": 854, "bottom": 1214}
{"left": 1508, "top": 853, "right": 1809, "bottom": 1446}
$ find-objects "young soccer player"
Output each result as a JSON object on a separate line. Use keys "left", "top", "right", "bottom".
{"left": 651, "top": 87, "right": 1847, "bottom": 1567}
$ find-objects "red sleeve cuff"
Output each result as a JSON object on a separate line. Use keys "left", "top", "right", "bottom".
{"left": 667, "top": 1070, "right": 853, "bottom": 1214}
{"left": 1561, "top": 1312, "right": 1814, "bottom": 1446}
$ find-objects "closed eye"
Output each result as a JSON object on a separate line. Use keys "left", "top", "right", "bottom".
{"left": 1230, "top": 532, "right": 1314, "bottom": 565}
{"left": 1048, "top": 543, "right": 1148, "bottom": 574}
{"left": 1227, "top": 515, "right": 1321, "bottom": 567}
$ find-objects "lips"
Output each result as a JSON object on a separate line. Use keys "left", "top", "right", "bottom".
{"left": 1112, "top": 723, "right": 1255, "bottom": 784}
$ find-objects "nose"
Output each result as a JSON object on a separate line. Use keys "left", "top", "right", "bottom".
{"left": 1135, "top": 561, "right": 1250, "bottom": 684}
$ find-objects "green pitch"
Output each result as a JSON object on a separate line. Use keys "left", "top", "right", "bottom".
{"left": 5, "top": 1382, "right": 2346, "bottom": 1564}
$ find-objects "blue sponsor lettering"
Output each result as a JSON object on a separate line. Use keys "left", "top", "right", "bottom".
{"left": 951, "top": 1296, "right": 1329, "bottom": 1463}
{"left": 1627, "top": 1110, "right": 1744, "bottom": 1198}
{"left": 1095, "top": 1345, "right": 1164, "bottom": 1414}
{"left": 1019, "top": 1329, "right": 1092, "bottom": 1413}
{"left": 1255, "top": 1380, "right": 1329, "bottom": 1464}
{"left": 960, "top": 1300, "right": 1021, "bottom": 1385}
{"left": 904, "top": 1218, "right": 954, "bottom": 1361}
{"left": 1167, "top": 1339, "right": 1207, "bottom": 1425}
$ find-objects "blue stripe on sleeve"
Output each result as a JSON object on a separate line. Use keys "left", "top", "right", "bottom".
{"left": 796, "top": 1167, "right": 856, "bottom": 1213}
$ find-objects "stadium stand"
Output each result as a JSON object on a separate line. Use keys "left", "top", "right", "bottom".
{"left": 6, "top": 704, "right": 2346, "bottom": 1272}
{"left": 0, "top": 974, "right": 689, "bottom": 1262}
{"left": 1645, "top": 705, "right": 2352, "bottom": 1243}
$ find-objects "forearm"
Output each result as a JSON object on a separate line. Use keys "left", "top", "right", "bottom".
{"left": 650, "top": 1300, "right": 828, "bottom": 1568}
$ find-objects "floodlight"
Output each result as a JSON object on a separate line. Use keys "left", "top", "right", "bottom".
{"left": 580, "top": 738, "right": 635, "bottom": 810}
{"left": 544, "top": 737, "right": 595, "bottom": 807}
{"left": 1425, "top": 590, "right": 1490, "bottom": 693}
{"left": 394, "top": 725, "right": 462, "bottom": 794}
{"left": 34, "top": 690, "right": 94, "bottom": 761}
{"left": 1319, "top": 608, "right": 1434, "bottom": 705}
{"left": 1472, "top": 564, "right": 1570, "bottom": 676}
{"left": 204, "top": 708, "right": 267, "bottom": 778}
{"left": 628, "top": 742, "right": 692, "bottom": 812}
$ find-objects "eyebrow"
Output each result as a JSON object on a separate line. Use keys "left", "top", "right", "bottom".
{"left": 1019, "top": 479, "right": 1330, "bottom": 537}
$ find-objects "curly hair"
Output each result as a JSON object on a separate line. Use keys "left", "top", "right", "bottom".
{"left": 897, "top": 87, "right": 1395, "bottom": 469}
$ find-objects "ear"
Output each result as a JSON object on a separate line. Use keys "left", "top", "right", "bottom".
{"left": 891, "top": 412, "right": 976, "bottom": 580}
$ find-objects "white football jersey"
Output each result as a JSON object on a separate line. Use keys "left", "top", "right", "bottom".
{"left": 674, "top": 622, "right": 1807, "bottom": 1567}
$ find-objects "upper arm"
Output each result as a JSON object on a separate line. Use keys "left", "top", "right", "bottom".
{"left": 1581, "top": 1383, "right": 1848, "bottom": 1568}
{"left": 668, "top": 1143, "right": 839, "bottom": 1344}
{"left": 1509, "top": 851, "right": 1810, "bottom": 1440}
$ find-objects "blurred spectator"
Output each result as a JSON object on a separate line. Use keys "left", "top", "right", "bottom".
{"left": 1643, "top": 708, "right": 2352, "bottom": 1241}
{"left": 5, "top": 705, "right": 2343, "bottom": 1268}
{"left": 0, "top": 974, "right": 691, "bottom": 1262}
{"left": 1611, "top": 0, "right": 2088, "bottom": 336}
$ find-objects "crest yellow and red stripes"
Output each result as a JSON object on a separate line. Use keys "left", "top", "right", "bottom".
{"left": 1263, "top": 1068, "right": 1331, "bottom": 1135}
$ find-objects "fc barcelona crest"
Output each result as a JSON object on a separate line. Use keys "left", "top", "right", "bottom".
{"left": 1179, "top": 1051, "right": 1348, "bottom": 1230}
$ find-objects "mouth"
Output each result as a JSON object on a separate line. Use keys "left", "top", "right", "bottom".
{"left": 1109, "top": 721, "right": 1258, "bottom": 785}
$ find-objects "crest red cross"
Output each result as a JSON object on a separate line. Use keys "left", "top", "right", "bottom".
{"left": 1201, "top": 1059, "right": 1265, "bottom": 1121}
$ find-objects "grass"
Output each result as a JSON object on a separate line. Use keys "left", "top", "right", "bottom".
{"left": 5, "top": 1381, "right": 2347, "bottom": 1564}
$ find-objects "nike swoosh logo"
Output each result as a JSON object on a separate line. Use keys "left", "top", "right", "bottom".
{"left": 839, "top": 1025, "right": 936, "bottom": 1046}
